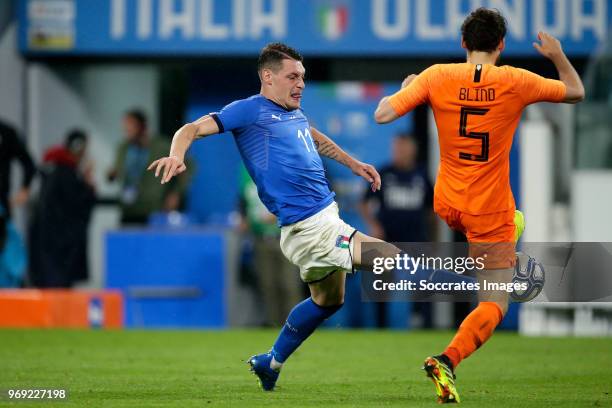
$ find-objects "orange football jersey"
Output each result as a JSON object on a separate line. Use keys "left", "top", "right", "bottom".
{"left": 389, "top": 63, "right": 566, "bottom": 215}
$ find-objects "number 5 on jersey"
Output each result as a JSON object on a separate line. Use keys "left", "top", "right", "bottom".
{"left": 459, "top": 107, "right": 490, "bottom": 162}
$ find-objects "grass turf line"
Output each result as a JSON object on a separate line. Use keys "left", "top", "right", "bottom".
{"left": 0, "top": 329, "right": 610, "bottom": 407}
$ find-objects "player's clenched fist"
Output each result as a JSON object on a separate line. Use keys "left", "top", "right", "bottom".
{"left": 147, "top": 156, "right": 187, "bottom": 184}
{"left": 533, "top": 31, "right": 563, "bottom": 60}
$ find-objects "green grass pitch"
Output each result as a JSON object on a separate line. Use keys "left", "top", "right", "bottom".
{"left": 0, "top": 329, "right": 610, "bottom": 407}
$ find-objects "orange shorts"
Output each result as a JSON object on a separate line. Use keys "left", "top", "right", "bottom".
{"left": 434, "top": 199, "right": 516, "bottom": 269}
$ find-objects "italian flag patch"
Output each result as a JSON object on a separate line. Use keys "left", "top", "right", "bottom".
{"left": 335, "top": 235, "right": 350, "bottom": 249}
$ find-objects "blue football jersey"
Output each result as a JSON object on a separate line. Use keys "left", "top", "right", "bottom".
{"left": 211, "top": 94, "right": 335, "bottom": 226}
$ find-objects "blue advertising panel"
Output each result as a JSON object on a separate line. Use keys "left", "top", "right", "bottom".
{"left": 19, "top": 0, "right": 610, "bottom": 56}
{"left": 106, "top": 230, "right": 227, "bottom": 328}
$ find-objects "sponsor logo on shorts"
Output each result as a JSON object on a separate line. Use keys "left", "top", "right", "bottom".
{"left": 335, "top": 235, "right": 350, "bottom": 249}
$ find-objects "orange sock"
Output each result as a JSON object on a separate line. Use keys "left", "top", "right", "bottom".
{"left": 443, "top": 302, "right": 504, "bottom": 369}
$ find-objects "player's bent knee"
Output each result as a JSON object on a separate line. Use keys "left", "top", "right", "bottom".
{"left": 312, "top": 292, "right": 344, "bottom": 308}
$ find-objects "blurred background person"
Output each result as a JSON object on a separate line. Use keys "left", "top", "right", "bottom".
{"left": 0, "top": 119, "right": 34, "bottom": 288}
{"left": 359, "top": 133, "right": 434, "bottom": 242}
{"left": 238, "top": 166, "right": 303, "bottom": 327}
{"left": 359, "top": 133, "right": 434, "bottom": 327}
{"left": 29, "top": 129, "right": 95, "bottom": 288}
{"left": 107, "top": 109, "right": 190, "bottom": 225}
{"left": 0, "top": 119, "right": 36, "bottom": 218}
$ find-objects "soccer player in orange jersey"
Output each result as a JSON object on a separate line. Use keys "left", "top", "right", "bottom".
{"left": 374, "top": 8, "right": 584, "bottom": 403}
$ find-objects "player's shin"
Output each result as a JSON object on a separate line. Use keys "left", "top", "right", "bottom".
{"left": 443, "top": 301, "right": 504, "bottom": 369}
{"left": 442, "top": 267, "right": 512, "bottom": 369}
{"left": 270, "top": 297, "right": 342, "bottom": 368}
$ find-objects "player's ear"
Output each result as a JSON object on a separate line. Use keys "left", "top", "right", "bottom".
{"left": 260, "top": 68, "right": 273, "bottom": 85}
{"left": 498, "top": 39, "right": 505, "bottom": 53}
{"left": 461, "top": 37, "right": 467, "bottom": 50}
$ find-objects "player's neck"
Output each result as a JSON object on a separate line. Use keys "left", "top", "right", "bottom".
{"left": 260, "top": 87, "right": 290, "bottom": 110}
{"left": 466, "top": 51, "right": 498, "bottom": 66}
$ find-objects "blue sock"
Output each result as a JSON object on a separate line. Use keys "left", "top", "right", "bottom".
{"left": 271, "top": 298, "right": 342, "bottom": 363}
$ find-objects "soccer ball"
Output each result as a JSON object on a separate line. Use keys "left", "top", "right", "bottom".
{"left": 511, "top": 251, "right": 545, "bottom": 302}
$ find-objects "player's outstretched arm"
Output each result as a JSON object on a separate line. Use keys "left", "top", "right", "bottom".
{"left": 311, "top": 127, "right": 381, "bottom": 191}
{"left": 148, "top": 115, "right": 220, "bottom": 184}
{"left": 533, "top": 31, "right": 585, "bottom": 103}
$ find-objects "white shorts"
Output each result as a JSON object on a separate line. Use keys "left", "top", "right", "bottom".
{"left": 280, "top": 202, "right": 356, "bottom": 283}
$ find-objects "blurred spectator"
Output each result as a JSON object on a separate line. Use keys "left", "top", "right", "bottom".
{"left": 29, "top": 130, "right": 95, "bottom": 288}
{"left": 0, "top": 119, "right": 36, "bottom": 219}
{"left": 359, "top": 133, "right": 434, "bottom": 242}
{"left": 238, "top": 166, "right": 303, "bottom": 327}
{"left": 359, "top": 133, "right": 435, "bottom": 328}
{"left": 107, "top": 109, "right": 190, "bottom": 225}
{"left": 0, "top": 120, "right": 33, "bottom": 287}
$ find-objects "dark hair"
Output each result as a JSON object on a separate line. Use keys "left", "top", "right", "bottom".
{"left": 461, "top": 8, "right": 507, "bottom": 53}
{"left": 124, "top": 109, "right": 148, "bottom": 129}
{"left": 257, "top": 43, "right": 303, "bottom": 73}
{"left": 65, "top": 129, "right": 87, "bottom": 152}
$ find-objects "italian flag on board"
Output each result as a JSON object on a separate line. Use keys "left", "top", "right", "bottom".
{"left": 319, "top": 5, "right": 348, "bottom": 40}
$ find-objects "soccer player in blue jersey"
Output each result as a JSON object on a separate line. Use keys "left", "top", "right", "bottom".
{"left": 148, "top": 43, "right": 467, "bottom": 391}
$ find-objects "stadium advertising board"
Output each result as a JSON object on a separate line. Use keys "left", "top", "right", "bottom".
{"left": 19, "top": 0, "right": 610, "bottom": 56}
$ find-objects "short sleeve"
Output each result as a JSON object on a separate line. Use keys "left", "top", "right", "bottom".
{"left": 388, "top": 65, "right": 438, "bottom": 116}
{"left": 210, "top": 97, "right": 260, "bottom": 133}
{"left": 513, "top": 68, "right": 566, "bottom": 105}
